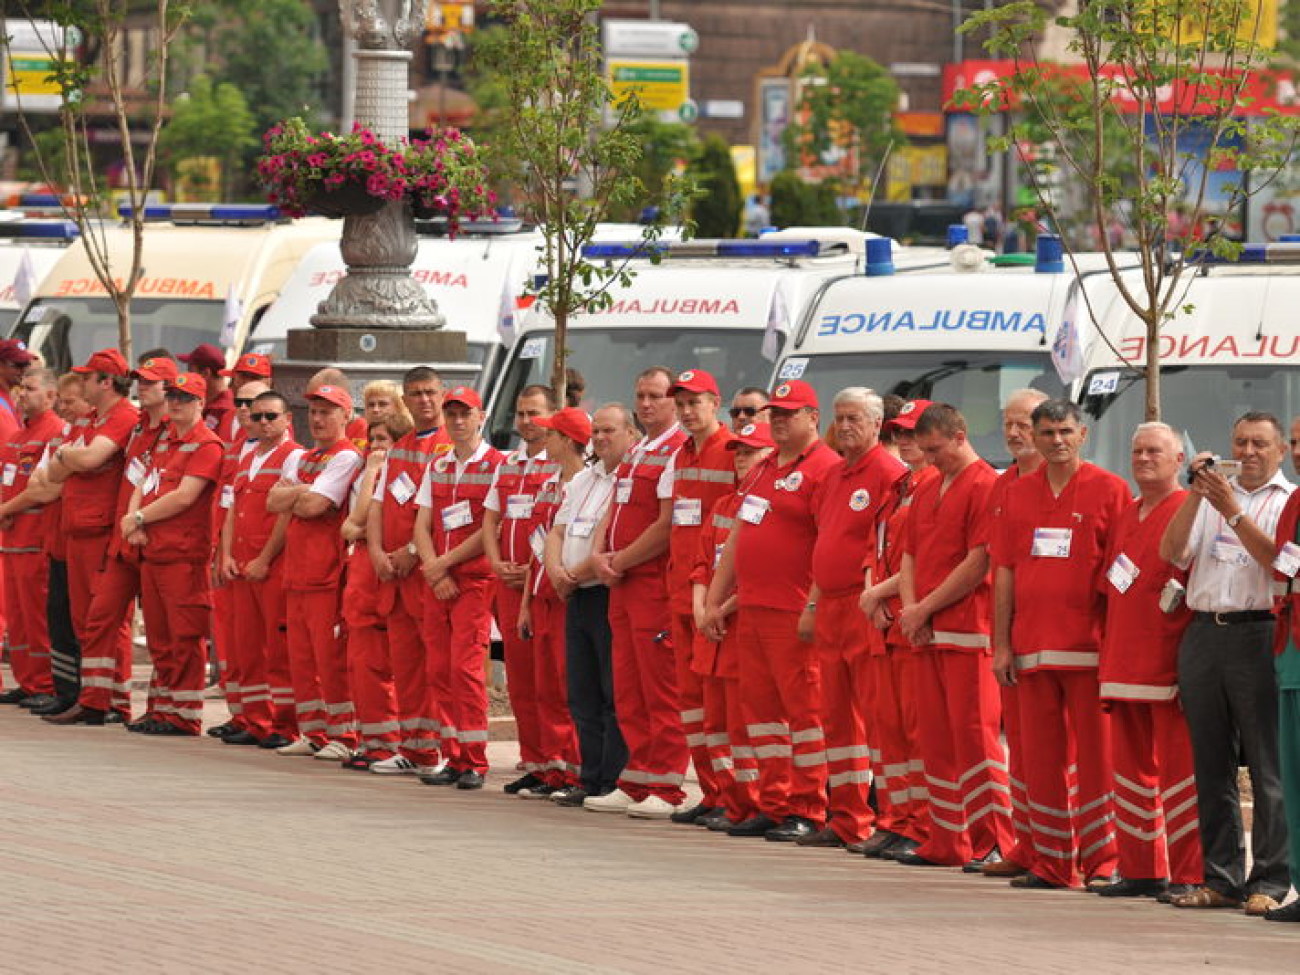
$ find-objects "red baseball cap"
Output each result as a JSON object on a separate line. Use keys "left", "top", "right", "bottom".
{"left": 73, "top": 348, "right": 130, "bottom": 377}
{"left": 221, "top": 352, "right": 272, "bottom": 378}
{"left": 727, "top": 422, "right": 775, "bottom": 450}
{"left": 768, "top": 379, "right": 818, "bottom": 411}
{"left": 669, "top": 369, "right": 719, "bottom": 397}
{"left": 307, "top": 383, "right": 354, "bottom": 413}
{"left": 533, "top": 407, "right": 592, "bottom": 446}
{"left": 166, "top": 372, "right": 208, "bottom": 401}
{"left": 0, "top": 339, "right": 35, "bottom": 366}
{"left": 884, "top": 399, "right": 934, "bottom": 432}
{"left": 132, "top": 356, "right": 179, "bottom": 382}
{"left": 443, "top": 385, "right": 483, "bottom": 410}
{"left": 179, "top": 342, "right": 227, "bottom": 372}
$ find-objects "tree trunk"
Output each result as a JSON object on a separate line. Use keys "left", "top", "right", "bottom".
{"left": 551, "top": 305, "right": 568, "bottom": 408}
{"left": 116, "top": 294, "right": 132, "bottom": 365}
{"left": 1144, "top": 311, "right": 1160, "bottom": 422}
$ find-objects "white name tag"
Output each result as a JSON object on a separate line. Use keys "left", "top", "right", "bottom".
{"left": 615, "top": 477, "right": 633, "bottom": 504}
{"left": 142, "top": 469, "right": 161, "bottom": 496}
{"left": 713, "top": 542, "right": 725, "bottom": 568}
{"left": 1211, "top": 532, "right": 1250, "bottom": 567}
{"left": 1031, "top": 527, "right": 1072, "bottom": 559}
{"left": 1275, "top": 541, "right": 1300, "bottom": 578}
{"left": 389, "top": 471, "right": 416, "bottom": 505}
{"left": 1106, "top": 552, "right": 1139, "bottom": 593}
{"left": 568, "top": 517, "right": 596, "bottom": 538}
{"left": 1, "top": 463, "right": 14, "bottom": 487}
{"left": 506, "top": 494, "right": 534, "bottom": 520}
{"left": 739, "top": 495, "right": 771, "bottom": 525}
{"left": 441, "top": 499, "right": 473, "bottom": 531}
{"left": 220, "top": 484, "right": 235, "bottom": 510}
{"left": 126, "top": 456, "right": 147, "bottom": 487}
{"left": 529, "top": 524, "right": 547, "bottom": 561}
{"left": 672, "top": 497, "right": 702, "bottom": 526}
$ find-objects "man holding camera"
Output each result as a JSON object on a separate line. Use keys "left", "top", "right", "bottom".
{"left": 1159, "top": 412, "right": 1293, "bottom": 915}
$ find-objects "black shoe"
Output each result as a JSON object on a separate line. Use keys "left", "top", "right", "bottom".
{"left": 0, "top": 688, "right": 30, "bottom": 704}
{"left": 126, "top": 716, "right": 156, "bottom": 733}
{"left": 504, "top": 772, "right": 543, "bottom": 795}
{"left": 795, "top": 826, "right": 846, "bottom": 848}
{"left": 881, "top": 836, "right": 919, "bottom": 861}
{"left": 206, "top": 721, "right": 239, "bottom": 739}
{"left": 455, "top": 770, "right": 486, "bottom": 790}
{"left": 698, "top": 809, "right": 731, "bottom": 830}
{"left": 19, "top": 693, "right": 57, "bottom": 710}
{"left": 670, "top": 803, "right": 715, "bottom": 825}
{"left": 257, "top": 733, "right": 293, "bottom": 750}
{"left": 140, "top": 720, "right": 195, "bottom": 737}
{"left": 222, "top": 730, "right": 262, "bottom": 746}
{"left": 104, "top": 711, "right": 124, "bottom": 725}
{"left": 1085, "top": 872, "right": 1120, "bottom": 893}
{"left": 551, "top": 786, "right": 589, "bottom": 807}
{"left": 1010, "top": 872, "right": 1068, "bottom": 890}
{"left": 1156, "top": 882, "right": 1199, "bottom": 904}
{"left": 764, "top": 816, "right": 818, "bottom": 843}
{"left": 1265, "top": 899, "right": 1300, "bottom": 922}
{"left": 964, "top": 847, "right": 1003, "bottom": 873}
{"left": 852, "top": 830, "right": 901, "bottom": 858}
{"left": 895, "top": 849, "right": 948, "bottom": 867}
{"left": 30, "top": 697, "right": 73, "bottom": 716}
{"left": 727, "top": 814, "right": 780, "bottom": 838}
{"left": 43, "top": 704, "right": 106, "bottom": 725}
{"left": 1097, "top": 877, "right": 1169, "bottom": 899}
{"left": 420, "top": 766, "right": 463, "bottom": 786}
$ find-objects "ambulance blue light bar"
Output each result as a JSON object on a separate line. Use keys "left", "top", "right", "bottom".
{"left": 117, "top": 203, "right": 284, "bottom": 225}
{"left": 1184, "top": 242, "right": 1300, "bottom": 265}
{"left": 582, "top": 239, "right": 821, "bottom": 260}
{"left": 0, "top": 219, "right": 80, "bottom": 240}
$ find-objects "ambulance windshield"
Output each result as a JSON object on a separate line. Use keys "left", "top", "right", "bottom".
{"left": 12, "top": 297, "right": 224, "bottom": 374}
{"left": 486, "top": 327, "right": 777, "bottom": 449}
{"left": 776, "top": 351, "right": 1065, "bottom": 467}
{"left": 1081, "top": 365, "right": 1300, "bottom": 483}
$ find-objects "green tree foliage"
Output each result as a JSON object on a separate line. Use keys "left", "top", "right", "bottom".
{"left": 769, "top": 170, "right": 842, "bottom": 228}
{"left": 159, "top": 74, "right": 257, "bottom": 199}
{"left": 689, "top": 133, "right": 741, "bottom": 237}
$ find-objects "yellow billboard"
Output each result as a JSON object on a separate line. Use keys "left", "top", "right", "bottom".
{"left": 608, "top": 59, "right": 690, "bottom": 113}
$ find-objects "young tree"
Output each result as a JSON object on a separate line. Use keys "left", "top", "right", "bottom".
{"left": 476, "top": 0, "right": 694, "bottom": 403}
{"left": 689, "top": 133, "right": 741, "bottom": 237}
{"left": 960, "top": 0, "right": 1300, "bottom": 420}
{"left": 1, "top": 0, "right": 187, "bottom": 361}
{"left": 158, "top": 74, "right": 257, "bottom": 199}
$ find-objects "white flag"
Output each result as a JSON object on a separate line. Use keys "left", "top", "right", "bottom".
{"left": 13, "top": 248, "right": 37, "bottom": 307}
{"left": 761, "top": 282, "right": 790, "bottom": 362}
{"left": 220, "top": 284, "right": 242, "bottom": 349}
{"left": 1051, "top": 293, "right": 1085, "bottom": 384}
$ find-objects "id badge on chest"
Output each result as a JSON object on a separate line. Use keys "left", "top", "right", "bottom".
{"left": 1106, "top": 552, "right": 1139, "bottom": 593}
{"left": 672, "top": 497, "right": 702, "bottom": 527}
{"left": 1275, "top": 541, "right": 1300, "bottom": 578}
{"left": 126, "top": 456, "right": 147, "bottom": 487}
{"left": 506, "top": 494, "right": 534, "bottom": 520}
{"left": 569, "top": 517, "right": 595, "bottom": 538}
{"left": 220, "top": 484, "right": 235, "bottom": 510}
{"left": 389, "top": 471, "right": 416, "bottom": 505}
{"left": 615, "top": 477, "right": 633, "bottom": 505}
{"left": 739, "top": 494, "right": 771, "bottom": 525}
{"left": 1211, "top": 532, "right": 1250, "bottom": 567}
{"left": 441, "top": 499, "right": 473, "bottom": 532}
{"left": 1, "top": 463, "right": 14, "bottom": 487}
{"left": 529, "top": 524, "right": 547, "bottom": 561}
{"left": 142, "top": 469, "right": 161, "bottom": 497}
{"left": 1031, "top": 527, "right": 1073, "bottom": 559}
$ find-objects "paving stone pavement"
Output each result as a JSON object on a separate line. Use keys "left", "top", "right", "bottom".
{"left": 2, "top": 685, "right": 1298, "bottom": 974}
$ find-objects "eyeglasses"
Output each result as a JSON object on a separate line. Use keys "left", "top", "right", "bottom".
{"left": 250, "top": 411, "right": 282, "bottom": 422}
{"left": 234, "top": 397, "right": 256, "bottom": 407}
{"left": 729, "top": 406, "right": 760, "bottom": 419}
{"left": 164, "top": 392, "right": 199, "bottom": 403}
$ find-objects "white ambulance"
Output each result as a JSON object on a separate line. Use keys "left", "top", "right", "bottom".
{"left": 0, "top": 216, "right": 79, "bottom": 332}
{"left": 8, "top": 204, "right": 339, "bottom": 372}
{"left": 773, "top": 243, "right": 1140, "bottom": 466}
{"left": 1071, "top": 248, "right": 1300, "bottom": 474}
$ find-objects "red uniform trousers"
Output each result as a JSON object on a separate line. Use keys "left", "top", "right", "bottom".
{"left": 671, "top": 610, "right": 719, "bottom": 809}
{"left": 815, "top": 593, "right": 875, "bottom": 843}
{"left": 913, "top": 647, "right": 1014, "bottom": 865}
{"left": 736, "top": 607, "right": 827, "bottom": 824}
{"left": 139, "top": 559, "right": 210, "bottom": 734}
{"left": 866, "top": 645, "right": 929, "bottom": 843}
{"left": 2, "top": 550, "right": 52, "bottom": 694}
{"left": 530, "top": 594, "right": 580, "bottom": 787}
{"left": 342, "top": 547, "right": 399, "bottom": 759}
{"left": 66, "top": 531, "right": 131, "bottom": 711}
{"left": 76, "top": 555, "right": 140, "bottom": 718}
{"left": 230, "top": 564, "right": 296, "bottom": 740}
{"left": 423, "top": 574, "right": 495, "bottom": 773}
{"left": 1109, "top": 700, "right": 1203, "bottom": 885}
{"left": 380, "top": 574, "right": 440, "bottom": 768}
{"left": 1002, "top": 684, "right": 1035, "bottom": 869}
{"left": 285, "top": 588, "right": 357, "bottom": 749}
{"left": 1017, "top": 668, "right": 1118, "bottom": 887}
{"left": 497, "top": 584, "right": 543, "bottom": 774}
{"left": 212, "top": 581, "right": 234, "bottom": 701}
{"left": 609, "top": 567, "right": 688, "bottom": 804}
{"left": 703, "top": 669, "right": 757, "bottom": 823}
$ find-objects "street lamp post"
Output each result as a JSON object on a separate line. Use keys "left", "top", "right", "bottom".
{"left": 312, "top": 0, "right": 443, "bottom": 329}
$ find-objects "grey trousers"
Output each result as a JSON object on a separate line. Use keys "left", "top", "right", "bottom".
{"left": 1177, "top": 618, "right": 1290, "bottom": 900}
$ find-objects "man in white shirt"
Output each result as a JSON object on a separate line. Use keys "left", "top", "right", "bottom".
{"left": 1160, "top": 411, "right": 1294, "bottom": 914}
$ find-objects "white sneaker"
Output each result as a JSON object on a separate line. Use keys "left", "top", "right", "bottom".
{"left": 370, "top": 754, "right": 419, "bottom": 775}
{"left": 583, "top": 788, "right": 635, "bottom": 813}
{"left": 313, "top": 740, "right": 353, "bottom": 761}
{"left": 626, "top": 795, "right": 680, "bottom": 820}
{"left": 275, "top": 738, "right": 318, "bottom": 757}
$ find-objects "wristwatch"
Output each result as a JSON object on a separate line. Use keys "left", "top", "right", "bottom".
{"left": 134, "top": 510, "right": 145, "bottom": 528}
{"left": 1227, "top": 512, "right": 1244, "bottom": 529}
{"left": 406, "top": 541, "right": 418, "bottom": 556}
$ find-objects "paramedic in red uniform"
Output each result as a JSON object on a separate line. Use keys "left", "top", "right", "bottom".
{"left": 269, "top": 384, "right": 363, "bottom": 758}
{"left": 585, "top": 367, "right": 689, "bottom": 819}
{"left": 220, "top": 389, "right": 303, "bottom": 746}
{"left": 179, "top": 342, "right": 238, "bottom": 443}
{"left": 221, "top": 351, "right": 274, "bottom": 397}
{"left": 662, "top": 368, "right": 736, "bottom": 825}
{"left": 0, "top": 339, "right": 34, "bottom": 659}
{"left": 0, "top": 368, "right": 64, "bottom": 704}
{"left": 366, "top": 366, "right": 451, "bottom": 777}
{"left": 1096, "top": 422, "right": 1202, "bottom": 900}
{"left": 413, "top": 385, "right": 504, "bottom": 789}
{"left": 798, "top": 387, "right": 906, "bottom": 848}
{"left": 704, "top": 379, "right": 839, "bottom": 842}
{"left": 482, "top": 385, "right": 559, "bottom": 794}
{"left": 120, "top": 372, "right": 223, "bottom": 735}
{"left": 43, "top": 349, "right": 139, "bottom": 724}
{"left": 895, "top": 402, "right": 1013, "bottom": 868}
{"left": 993, "top": 398, "right": 1128, "bottom": 889}
{"left": 981, "top": 388, "right": 1048, "bottom": 878}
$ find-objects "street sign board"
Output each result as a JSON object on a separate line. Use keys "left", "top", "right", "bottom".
{"left": 603, "top": 20, "right": 698, "bottom": 58}
{"left": 608, "top": 59, "right": 690, "bottom": 114}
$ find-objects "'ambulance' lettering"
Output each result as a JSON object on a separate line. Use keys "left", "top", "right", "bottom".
{"left": 55, "top": 277, "right": 216, "bottom": 299}
{"left": 601, "top": 298, "right": 742, "bottom": 316}
{"left": 817, "top": 308, "right": 1047, "bottom": 337}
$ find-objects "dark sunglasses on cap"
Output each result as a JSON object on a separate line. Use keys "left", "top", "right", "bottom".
{"left": 250, "top": 411, "right": 282, "bottom": 422}
{"left": 729, "top": 406, "right": 761, "bottom": 419}
{"left": 234, "top": 397, "right": 257, "bottom": 407}
{"left": 164, "top": 390, "right": 199, "bottom": 403}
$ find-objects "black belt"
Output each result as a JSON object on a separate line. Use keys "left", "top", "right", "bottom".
{"left": 1192, "top": 610, "right": 1275, "bottom": 626}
